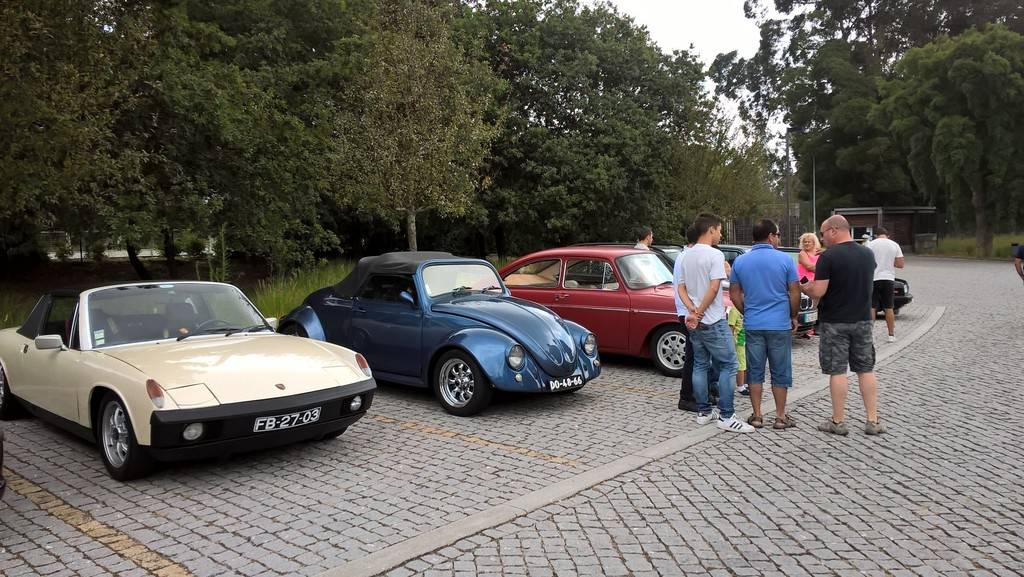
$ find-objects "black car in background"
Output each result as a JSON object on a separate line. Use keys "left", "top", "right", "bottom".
{"left": 770, "top": 246, "right": 913, "bottom": 314}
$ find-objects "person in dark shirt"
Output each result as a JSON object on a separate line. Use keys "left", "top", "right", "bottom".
{"left": 1014, "top": 243, "right": 1024, "bottom": 285}
{"left": 800, "top": 215, "right": 886, "bottom": 436}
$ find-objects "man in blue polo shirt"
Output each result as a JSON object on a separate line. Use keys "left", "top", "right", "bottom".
{"left": 729, "top": 219, "right": 800, "bottom": 429}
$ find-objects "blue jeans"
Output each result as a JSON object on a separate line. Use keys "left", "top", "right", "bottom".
{"left": 745, "top": 330, "right": 793, "bottom": 387}
{"left": 690, "top": 319, "right": 739, "bottom": 418}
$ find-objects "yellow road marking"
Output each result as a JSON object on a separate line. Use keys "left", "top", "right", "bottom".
{"left": 371, "top": 415, "right": 581, "bottom": 467}
{"left": 2, "top": 467, "right": 194, "bottom": 577}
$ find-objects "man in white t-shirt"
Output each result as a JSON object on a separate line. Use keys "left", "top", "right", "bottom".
{"left": 678, "top": 214, "right": 754, "bottom": 434}
{"left": 866, "top": 226, "right": 904, "bottom": 343}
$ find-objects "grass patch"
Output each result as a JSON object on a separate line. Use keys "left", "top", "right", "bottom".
{"left": 935, "top": 234, "right": 1022, "bottom": 258}
{"left": 486, "top": 255, "right": 517, "bottom": 270}
{"left": 251, "top": 260, "right": 354, "bottom": 319}
{"left": 0, "top": 291, "right": 39, "bottom": 330}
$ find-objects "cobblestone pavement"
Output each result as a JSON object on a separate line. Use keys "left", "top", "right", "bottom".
{"left": 0, "top": 257, "right": 1005, "bottom": 577}
{"left": 390, "top": 257, "right": 1024, "bottom": 577}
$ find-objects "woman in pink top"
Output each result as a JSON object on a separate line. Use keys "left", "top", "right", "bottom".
{"left": 797, "top": 232, "right": 821, "bottom": 281}
{"left": 797, "top": 232, "right": 822, "bottom": 337}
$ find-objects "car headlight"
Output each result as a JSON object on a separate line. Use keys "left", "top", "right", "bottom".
{"left": 583, "top": 333, "right": 597, "bottom": 356}
{"left": 507, "top": 344, "right": 525, "bottom": 370}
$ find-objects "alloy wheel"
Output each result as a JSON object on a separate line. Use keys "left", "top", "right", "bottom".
{"left": 439, "top": 358, "right": 475, "bottom": 408}
{"left": 656, "top": 331, "right": 686, "bottom": 370}
{"left": 102, "top": 402, "right": 130, "bottom": 468}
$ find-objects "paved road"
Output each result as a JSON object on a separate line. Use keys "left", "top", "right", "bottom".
{"left": 0, "top": 257, "right": 1018, "bottom": 577}
{"left": 389, "top": 257, "right": 1024, "bottom": 577}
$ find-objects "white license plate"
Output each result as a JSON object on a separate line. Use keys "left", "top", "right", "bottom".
{"left": 800, "top": 310, "right": 818, "bottom": 324}
{"left": 549, "top": 374, "right": 584, "bottom": 391}
{"left": 253, "top": 407, "right": 322, "bottom": 433}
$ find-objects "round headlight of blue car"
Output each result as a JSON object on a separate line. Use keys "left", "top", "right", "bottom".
{"left": 507, "top": 344, "right": 526, "bottom": 370}
{"left": 583, "top": 333, "right": 597, "bottom": 356}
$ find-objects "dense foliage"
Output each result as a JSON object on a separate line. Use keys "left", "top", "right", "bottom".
{"left": 712, "top": 0, "right": 1024, "bottom": 255}
{"left": 1, "top": 0, "right": 778, "bottom": 274}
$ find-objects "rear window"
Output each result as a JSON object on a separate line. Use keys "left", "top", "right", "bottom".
{"left": 503, "top": 260, "right": 560, "bottom": 288}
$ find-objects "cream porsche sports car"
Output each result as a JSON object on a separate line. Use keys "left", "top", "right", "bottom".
{"left": 0, "top": 282, "right": 376, "bottom": 480}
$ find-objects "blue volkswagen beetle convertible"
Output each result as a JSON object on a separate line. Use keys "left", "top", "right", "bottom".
{"left": 279, "top": 252, "right": 601, "bottom": 415}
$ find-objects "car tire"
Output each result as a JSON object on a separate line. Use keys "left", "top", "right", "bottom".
{"left": 97, "top": 393, "right": 155, "bottom": 481}
{"left": 650, "top": 325, "right": 686, "bottom": 377}
{"left": 320, "top": 427, "right": 347, "bottom": 441}
{"left": 433, "top": 350, "right": 493, "bottom": 416}
{"left": 0, "top": 363, "right": 24, "bottom": 420}
{"left": 280, "top": 323, "right": 308, "bottom": 337}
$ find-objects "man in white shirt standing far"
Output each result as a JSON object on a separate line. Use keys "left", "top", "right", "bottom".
{"left": 866, "top": 226, "right": 904, "bottom": 343}
{"left": 678, "top": 213, "right": 754, "bottom": 433}
{"left": 634, "top": 225, "right": 653, "bottom": 250}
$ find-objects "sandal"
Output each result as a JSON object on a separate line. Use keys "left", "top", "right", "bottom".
{"left": 773, "top": 414, "right": 796, "bottom": 429}
{"left": 747, "top": 414, "right": 763, "bottom": 428}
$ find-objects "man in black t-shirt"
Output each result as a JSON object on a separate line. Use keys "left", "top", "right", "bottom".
{"left": 1014, "top": 243, "right": 1024, "bottom": 285}
{"left": 800, "top": 215, "right": 886, "bottom": 436}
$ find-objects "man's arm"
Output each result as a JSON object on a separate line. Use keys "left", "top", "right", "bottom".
{"left": 788, "top": 282, "right": 800, "bottom": 332}
{"left": 677, "top": 283, "right": 698, "bottom": 314}
{"left": 696, "top": 279, "right": 722, "bottom": 316}
{"left": 894, "top": 256, "right": 905, "bottom": 269}
{"left": 1015, "top": 257, "right": 1024, "bottom": 281}
{"left": 801, "top": 279, "right": 829, "bottom": 299}
{"left": 729, "top": 281, "right": 744, "bottom": 314}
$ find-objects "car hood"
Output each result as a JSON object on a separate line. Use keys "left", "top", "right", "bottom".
{"left": 432, "top": 295, "right": 579, "bottom": 376}
{"left": 97, "top": 334, "right": 365, "bottom": 406}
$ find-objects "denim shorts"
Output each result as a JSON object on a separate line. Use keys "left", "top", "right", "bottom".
{"left": 745, "top": 330, "right": 793, "bottom": 387}
{"left": 818, "top": 321, "right": 875, "bottom": 375}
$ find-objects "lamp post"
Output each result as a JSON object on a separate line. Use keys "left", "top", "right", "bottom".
{"left": 812, "top": 155, "right": 817, "bottom": 230}
{"left": 784, "top": 134, "right": 791, "bottom": 244}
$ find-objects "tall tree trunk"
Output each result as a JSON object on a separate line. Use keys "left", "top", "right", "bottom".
{"left": 126, "top": 242, "right": 152, "bottom": 280}
{"left": 971, "top": 183, "right": 993, "bottom": 257}
{"left": 406, "top": 209, "right": 418, "bottom": 251}
{"left": 163, "top": 229, "right": 177, "bottom": 278}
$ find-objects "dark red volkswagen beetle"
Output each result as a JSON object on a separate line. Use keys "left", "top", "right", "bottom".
{"left": 500, "top": 246, "right": 685, "bottom": 376}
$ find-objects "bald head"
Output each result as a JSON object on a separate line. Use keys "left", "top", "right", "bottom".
{"left": 819, "top": 215, "right": 852, "bottom": 247}
{"left": 822, "top": 215, "right": 850, "bottom": 231}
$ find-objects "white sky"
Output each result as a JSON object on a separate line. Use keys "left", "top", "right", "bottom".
{"left": 603, "top": 0, "right": 773, "bottom": 134}
{"left": 605, "top": 0, "right": 762, "bottom": 67}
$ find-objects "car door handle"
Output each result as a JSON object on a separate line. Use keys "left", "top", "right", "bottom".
{"left": 21, "top": 344, "right": 28, "bottom": 354}
{"left": 554, "top": 293, "right": 570, "bottom": 301}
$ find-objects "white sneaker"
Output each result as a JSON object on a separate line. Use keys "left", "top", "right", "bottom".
{"left": 887, "top": 335, "right": 896, "bottom": 343}
{"left": 696, "top": 408, "right": 720, "bottom": 425}
{"left": 717, "top": 415, "right": 755, "bottom": 433}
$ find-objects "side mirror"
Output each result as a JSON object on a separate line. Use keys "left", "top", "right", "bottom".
{"left": 35, "top": 334, "right": 66, "bottom": 351}
{"left": 399, "top": 291, "right": 416, "bottom": 307}
{"left": 265, "top": 317, "right": 279, "bottom": 330}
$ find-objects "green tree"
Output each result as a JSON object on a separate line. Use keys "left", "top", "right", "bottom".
{"left": 0, "top": 0, "right": 136, "bottom": 263}
{"left": 711, "top": 0, "right": 1024, "bottom": 221}
{"left": 463, "top": 0, "right": 714, "bottom": 254}
{"left": 334, "top": 0, "right": 499, "bottom": 251}
{"left": 878, "top": 25, "right": 1024, "bottom": 256}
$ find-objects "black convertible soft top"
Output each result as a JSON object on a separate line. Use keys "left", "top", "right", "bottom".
{"left": 332, "top": 251, "right": 456, "bottom": 297}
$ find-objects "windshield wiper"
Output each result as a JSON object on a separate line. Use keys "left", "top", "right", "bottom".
{"left": 452, "top": 286, "right": 473, "bottom": 295}
{"left": 224, "top": 324, "right": 272, "bottom": 337}
{"left": 177, "top": 327, "right": 238, "bottom": 341}
{"left": 482, "top": 285, "right": 503, "bottom": 292}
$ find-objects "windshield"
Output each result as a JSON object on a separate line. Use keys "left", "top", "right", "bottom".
{"left": 422, "top": 263, "right": 503, "bottom": 298}
{"left": 86, "top": 283, "right": 267, "bottom": 348}
{"left": 615, "top": 253, "right": 673, "bottom": 289}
